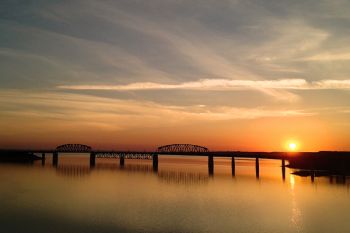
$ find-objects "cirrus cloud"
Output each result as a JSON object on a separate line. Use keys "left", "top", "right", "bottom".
{"left": 57, "top": 78, "right": 350, "bottom": 91}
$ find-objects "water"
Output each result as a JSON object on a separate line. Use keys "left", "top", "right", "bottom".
{"left": 1, "top": 155, "right": 350, "bottom": 233}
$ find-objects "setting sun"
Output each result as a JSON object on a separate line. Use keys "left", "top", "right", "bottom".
{"left": 289, "top": 143, "right": 297, "bottom": 151}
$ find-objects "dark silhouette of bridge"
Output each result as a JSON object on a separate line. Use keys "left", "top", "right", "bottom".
{"left": 157, "top": 144, "right": 209, "bottom": 153}
{"left": 2, "top": 143, "right": 350, "bottom": 179}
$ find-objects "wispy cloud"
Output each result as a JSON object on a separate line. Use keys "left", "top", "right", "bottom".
{"left": 0, "top": 90, "right": 313, "bottom": 130}
{"left": 313, "top": 80, "right": 350, "bottom": 89}
{"left": 57, "top": 78, "right": 350, "bottom": 91}
{"left": 301, "top": 52, "right": 350, "bottom": 61}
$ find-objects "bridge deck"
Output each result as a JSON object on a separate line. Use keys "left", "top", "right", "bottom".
{"left": 1, "top": 149, "right": 350, "bottom": 159}
{"left": 1, "top": 149, "right": 350, "bottom": 177}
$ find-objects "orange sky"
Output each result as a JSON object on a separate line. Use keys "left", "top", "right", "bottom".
{"left": 0, "top": 96, "right": 349, "bottom": 151}
{"left": 1, "top": 1, "right": 350, "bottom": 151}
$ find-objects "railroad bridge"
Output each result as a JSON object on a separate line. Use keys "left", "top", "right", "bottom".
{"left": 3, "top": 143, "right": 350, "bottom": 179}
{"left": 34, "top": 143, "right": 291, "bottom": 178}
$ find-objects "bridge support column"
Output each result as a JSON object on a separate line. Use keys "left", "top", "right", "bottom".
{"left": 53, "top": 152, "right": 58, "bottom": 167}
{"left": 231, "top": 157, "right": 235, "bottom": 176}
{"left": 329, "top": 175, "right": 333, "bottom": 184}
{"left": 153, "top": 154, "right": 158, "bottom": 172}
{"left": 311, "top": 171, "right": 315, "bottom": 183}
{"left": 208, "top": 155, "right": 214, "bottom": 176}
{"left": 90, "top": 152, "right": 96, "bottom": 168}
{"left": 120, "top": 155, "right": 125, "bottom": 167}
{"left": 41, "top": 153, "right": 45, "bottom": 166}
{"left": 255, "top": 157, "right": 259, "bottom": 179}
{"left": 282, "top": 159, "right": 286, "bottom": 180}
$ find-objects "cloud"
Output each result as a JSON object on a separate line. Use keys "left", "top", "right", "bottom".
{"left": 57, "top": 78, "right": 350, "bottom": 91}
{"left": 57, "top": 79, "right": 305, "bottom": 90}
{"left": 0, "top": 90, "right": 313, "bottom": 132}
{"left": 313, "top": 79, "right": 350, "bottom": 89}
{"left": 301, "top": 52, "right": 350, "bottom": 61}
{"left": 1, "top": 0, "right": 350, "bottom": 119}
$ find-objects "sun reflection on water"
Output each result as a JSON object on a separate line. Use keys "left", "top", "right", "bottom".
{"left": 290, "top": 175, "right": 303, "bottom": 232}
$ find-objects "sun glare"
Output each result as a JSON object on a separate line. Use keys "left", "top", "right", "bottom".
{"left": 289, "top": 143, "right": 297, "bottom": 151}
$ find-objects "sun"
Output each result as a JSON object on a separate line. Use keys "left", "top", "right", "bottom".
{"left": 288, "top": 142, "right": 297, "bottom": 151}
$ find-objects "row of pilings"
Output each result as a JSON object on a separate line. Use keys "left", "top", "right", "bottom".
{"left": 43, "top": 153, "right": 286, "bottom": 178}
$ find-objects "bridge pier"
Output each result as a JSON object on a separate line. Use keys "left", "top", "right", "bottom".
{"left": 90, "top": 152, "right": 96, "bottom": 167}
{"left": 329, "top": 175, "right": 333, "bottom": 184}
{"left": 53, "top": 152, "right": 58, "bottom": 167}
{"left": 255, "top": 157, "right": 259, "bottom": 179}
{"left": 41, "top": 153, "right": 45, "bottom": 166}
{"left": 153, "top": 154, "right": 158, "bottom": 172}
{"left": 120, "top": 155, "right": 125, "bottom": 167}
{"left": 231, "top": 157, "right": 235, "bottom": 176}
{"left": 208, "top": 155, "right": 214, "bottom": 176}
{"left": 282, "top": 159, "right": 286, "bottom": 180}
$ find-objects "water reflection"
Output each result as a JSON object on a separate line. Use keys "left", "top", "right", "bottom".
{"left": 56, "top": 165, "right": 91, "bottom": 177}
{"left": 25, "top": 155, "right": 350, "bottom": 187}
{"left": 54, "top": 162, "right": 209, "bottom": 185}
{"left": 55, "top": 163, "right": 154, "bottom": 178}
{"left": 158, "top": 171, "right": 209, "bottom": 185}
{"left": 292, "top": 170, "right": 350, "bottom": 185}
{"left": 289, "top": 175, "right": 303, "bottom": 232}
{"left": 1, "top": 156, "right": 350, "bottom": 233}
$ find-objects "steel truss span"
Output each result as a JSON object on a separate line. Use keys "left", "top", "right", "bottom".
{"left": 55, "top": 144, "right": 92, "bottom": 153}
{"left": 96, "top": 152, "right": 152, "bottom": 160}
{"left": 157, "top": 144, "right": 209, "bottom": 153}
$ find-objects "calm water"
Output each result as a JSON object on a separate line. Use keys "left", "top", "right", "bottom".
{"left": 1, "top": 155, "right": 350, "bottom": 233}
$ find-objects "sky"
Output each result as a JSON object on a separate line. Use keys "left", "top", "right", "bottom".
{"left": 0, "top": 0, "right": 350, "bottom": 151}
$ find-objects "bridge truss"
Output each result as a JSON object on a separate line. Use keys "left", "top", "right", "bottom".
{"left": 55, "top": 144, "right": 92, "bottom": 153}
{"left": 157, "top": 144, "right": 209, "bottom": 153}
{"left": 96, "top": 152, "right": 152, "bottom": 160}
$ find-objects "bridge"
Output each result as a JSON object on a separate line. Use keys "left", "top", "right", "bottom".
{"left": 1, "top": 143, "right": 350, "bottom": 179}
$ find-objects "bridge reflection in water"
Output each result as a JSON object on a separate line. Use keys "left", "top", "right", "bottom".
{"left": 54, "top": 163, "right": 210, "bottom": 184}
{"left": 56, "top": 165, "right": 91, "bottom": 178}
{"left": 5, "top": 143, "right": 350, "bottom": 183}
{"left": 158, "top": 171, "right": 209, "bottom": 185}
{"left": 48, "top": 160, "right": 350, "bottom": 185}
{"left": 37, "top": 143, "right": 288, "bottom": 180}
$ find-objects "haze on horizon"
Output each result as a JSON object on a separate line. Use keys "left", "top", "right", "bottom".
{"left": 0, "top": 0, "right": 350, "bottom": 151}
